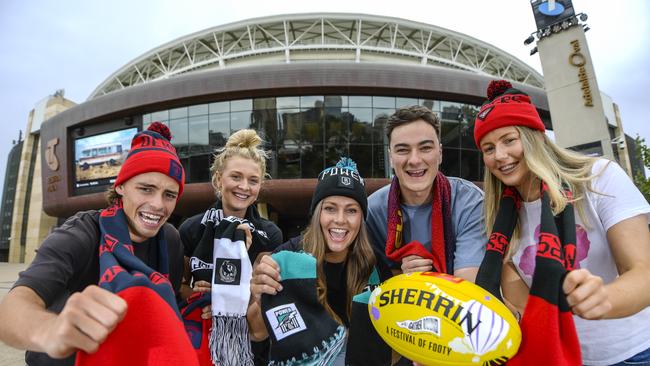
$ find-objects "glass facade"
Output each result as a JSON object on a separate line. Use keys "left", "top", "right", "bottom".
{"left": 143, "top": 95, "right": 483, "bottom": 183}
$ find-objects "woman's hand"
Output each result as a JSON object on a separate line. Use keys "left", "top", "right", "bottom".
{"left": 250, "top": 255, "right": 282, "bottom": 302}
{"left": 563, "top": 268, "right": 612, "bottom": 320}
{"left": 237, "top": 224, "right": 253, "bottom": 250}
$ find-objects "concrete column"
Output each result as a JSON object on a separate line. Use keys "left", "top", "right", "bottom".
{"left": 537, "top": 25, "right": 614, "bottom": 159}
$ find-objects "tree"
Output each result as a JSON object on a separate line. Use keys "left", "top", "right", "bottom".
{"left": 633, "top": 135, "right": 650, "bottom": 202}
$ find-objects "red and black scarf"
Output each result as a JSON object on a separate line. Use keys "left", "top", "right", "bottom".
{"left": 475, "top": 184, "right": 581, "bottom": 365}
{"left": 76, "top": 202, "right": 198, "bottom": 366}
{"left": 385, "top": 172, "right": 455, "bottom": 273}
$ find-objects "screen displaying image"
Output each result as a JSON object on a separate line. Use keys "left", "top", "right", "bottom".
{"left": 74, "top": 128, "right": 138, "bottom": 189}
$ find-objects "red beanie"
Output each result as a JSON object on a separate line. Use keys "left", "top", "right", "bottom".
{"left": 474, "top": 80, "right": 545, "bottom": 148}
{"left": 114, "top": 122, "right": 185, "bottom": 198}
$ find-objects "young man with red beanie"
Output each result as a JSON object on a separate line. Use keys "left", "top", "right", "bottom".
{"left": 0, "top": 123, "right": 195, "bottom": 366}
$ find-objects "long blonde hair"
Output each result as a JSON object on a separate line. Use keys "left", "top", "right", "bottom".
{"left": 210, "top": 129, "right": 270, "bottom": 193}
{"left": 302, "top": 200, "right": 376, "bottom": 324}
{"left": 483, "top": 126, "right": 604, "bottom": 258}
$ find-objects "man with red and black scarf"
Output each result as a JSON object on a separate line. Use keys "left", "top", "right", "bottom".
{"left": 366, "top": 105, "right": 487, "bottom": 282}
{"left": 0, "top": 123, "right": 197, "bottom": 366}
{"left": 364, "top": 105, "right": 487, "bottom": 365}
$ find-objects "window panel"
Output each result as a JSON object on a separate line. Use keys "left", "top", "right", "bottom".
{"left": 278, "top": 109, "right": 301, "bottom": 142}
{"left": 209, "top": 101, "right": 229, "bottom": 114}
{"left": 170, "top": 107, "right": 188, "bottom": 119}
{"left": 396, "top": 97, "right": 418, "bottom": 108}
{"left": 189, "top": 104, "right": 209, "bottom": 117}
{"left": 151, "top": 110, "right": 169, "bottom": 123}
{"left": 276, "top": 139, "right": 300, "bottom": 179}
{"left": 325, "top": 142, "right": 349, "bottom": 168}
{"left": 419, "top": 99, "right": 440, "bottom": 112}
{"left": 189, "top": 115, "right": 210, "bottom": 156}
{"left": 460, "top": 104, "right": 480, "bottom": 149}
{"left": 441, "top": 121, "right": 461, "bottom": 149}
{"left": 348, "top": 108, "right": 372, "bottom": 144}
{"left": 460, "top": 149, "right": 481, "bottom": 182}
{"left": 301, "top": 144, "right": 324, "bottom": 178}
{"left": 440, "top": 101, "right": 464, "bottom": 122}
{"left": 170, "top": 119, "right": 189, "bottom": 158}
{"left": 349, "top": 144, "right": 373, "bottom": 178}
{"left": 276, "top": 97, "right": 300, "bottom": 111}
{"left": 440, "top": 147, "right": 460, "bottom": 177}
{"left": 324, "top": 95, "right": 347, "bottom": 109}
{"left": 373, "top": 144, "right": 390, "bottom": 178}
{"left": 231, "top": 111, "right": 252, "bottom": 132}
{"left": 325, "top": 108, "right": 349, "bottom": 147}
{"left": 300, "top": 96, "right": 324, "bottom": 109}
{"left": 189, "top": 154, "right": 211, "bottom": 183}
{"left": 348, "top": 96, "right": 372, "bottom": 108}
{"left": 209, "top": 113, "right": 230, "bottom": 148}
{"left": 372, "top": 109, "right": 392, "bottom": 145}
{"left": 231, "top": 99, "right": 252, "bottom": 112}
{"left": 372, "top": 96, "right": 395, "bottom": 109}
{"left": 251, "top": 108, "right": 279, "bottom": 148}
{"left": 301, "top": 105, "right": 323, "bottom": 145}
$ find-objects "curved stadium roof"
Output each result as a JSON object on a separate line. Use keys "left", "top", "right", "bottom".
{"left": 89, "top": 13, "right": 544, "bottom": 100}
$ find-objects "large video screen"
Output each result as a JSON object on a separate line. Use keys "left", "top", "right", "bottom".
{"left": 74, "top": 128, "right": 138, "bottom": 190}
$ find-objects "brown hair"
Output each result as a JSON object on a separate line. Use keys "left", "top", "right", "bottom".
{"left": 386, "top": 105, "right": 440, "bottom": 143}
{"left": 301, "top": 200, "right": 376, "bottom": 324}
{"left": 105, "top": 185, "right": 120, "bottom": 205}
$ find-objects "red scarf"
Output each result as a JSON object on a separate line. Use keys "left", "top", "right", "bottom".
{"left": 475, "top": 184, "right": 581, "bottom": 365}
{"left": 76, "top": 202, "right": 198, "bottom": 366}
{"left": 179, "top": 292, "right": 213, "bottom": 366}
{"left": 384, "top": 172, "right": 454, "bottom": 274}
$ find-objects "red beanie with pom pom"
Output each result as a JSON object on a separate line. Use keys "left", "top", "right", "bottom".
{"left": 474, "top": 80, "right": 545, "bottom": 148}
{"left": 114, "top": 122, "right": 185, "bottom": 198}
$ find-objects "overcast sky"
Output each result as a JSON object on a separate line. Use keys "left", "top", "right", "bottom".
{"left": 0, "top": 0, "right": 648, "bottom": 199}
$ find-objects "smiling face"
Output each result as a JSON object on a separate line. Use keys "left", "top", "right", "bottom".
{"left": 480, "top": 126, "right": 538, "bottom": 200}
{"left": 214, "top": 155, "right": 263, "bottom": 218}
{"left": 115, "top": 172, "right": 179, "bottom": 243}
{"left": 389, "top": 119, "right": 442, "bottom": 205}
{"left": 319, "top": 195, "right": 363, "bottom": 262}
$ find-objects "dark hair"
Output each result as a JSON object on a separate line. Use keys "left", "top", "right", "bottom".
{"left": 386, "top": 105, "right": 440, "bottom": 143}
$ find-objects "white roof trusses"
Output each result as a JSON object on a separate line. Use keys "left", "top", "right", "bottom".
{"left": 89, "top": 13, "right": 544, "bottom": 100}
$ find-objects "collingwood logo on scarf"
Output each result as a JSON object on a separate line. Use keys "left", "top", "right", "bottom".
{"left": 213, "top": 258, "right": 241, "bottom": 285}
{"left": 265, "top": 303, "right": 307, "bottom": 341}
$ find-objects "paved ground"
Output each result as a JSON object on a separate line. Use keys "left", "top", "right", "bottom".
{"left": 0, "top": 262, "right": 29, "bottom": 366}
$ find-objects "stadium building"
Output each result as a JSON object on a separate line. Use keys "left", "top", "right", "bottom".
{"left": 8, "top": 13, "right": 557, "bottom": 262}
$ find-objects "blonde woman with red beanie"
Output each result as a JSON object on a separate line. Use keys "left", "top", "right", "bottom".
{"left": 474, "top": 80, "right": 650, "bottom": 366}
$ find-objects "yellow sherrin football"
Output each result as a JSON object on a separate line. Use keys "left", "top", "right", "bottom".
{"left": 368, "top": 272, "right": 521, "bottom": 366}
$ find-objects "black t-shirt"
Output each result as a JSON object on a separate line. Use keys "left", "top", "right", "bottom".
{"left": 274, "top": 237, "right": 350, "bottom": 326}
{"left": 13, "top": 210, "right": 184, "bottom": 366}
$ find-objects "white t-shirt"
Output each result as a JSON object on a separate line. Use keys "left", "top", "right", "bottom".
{"left": 511, "top": 159, "right": 650, "bottom": 365}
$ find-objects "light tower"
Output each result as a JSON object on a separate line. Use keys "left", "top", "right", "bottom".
{"left": 526, "top": 0, "right": 614, "bottom": 159}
